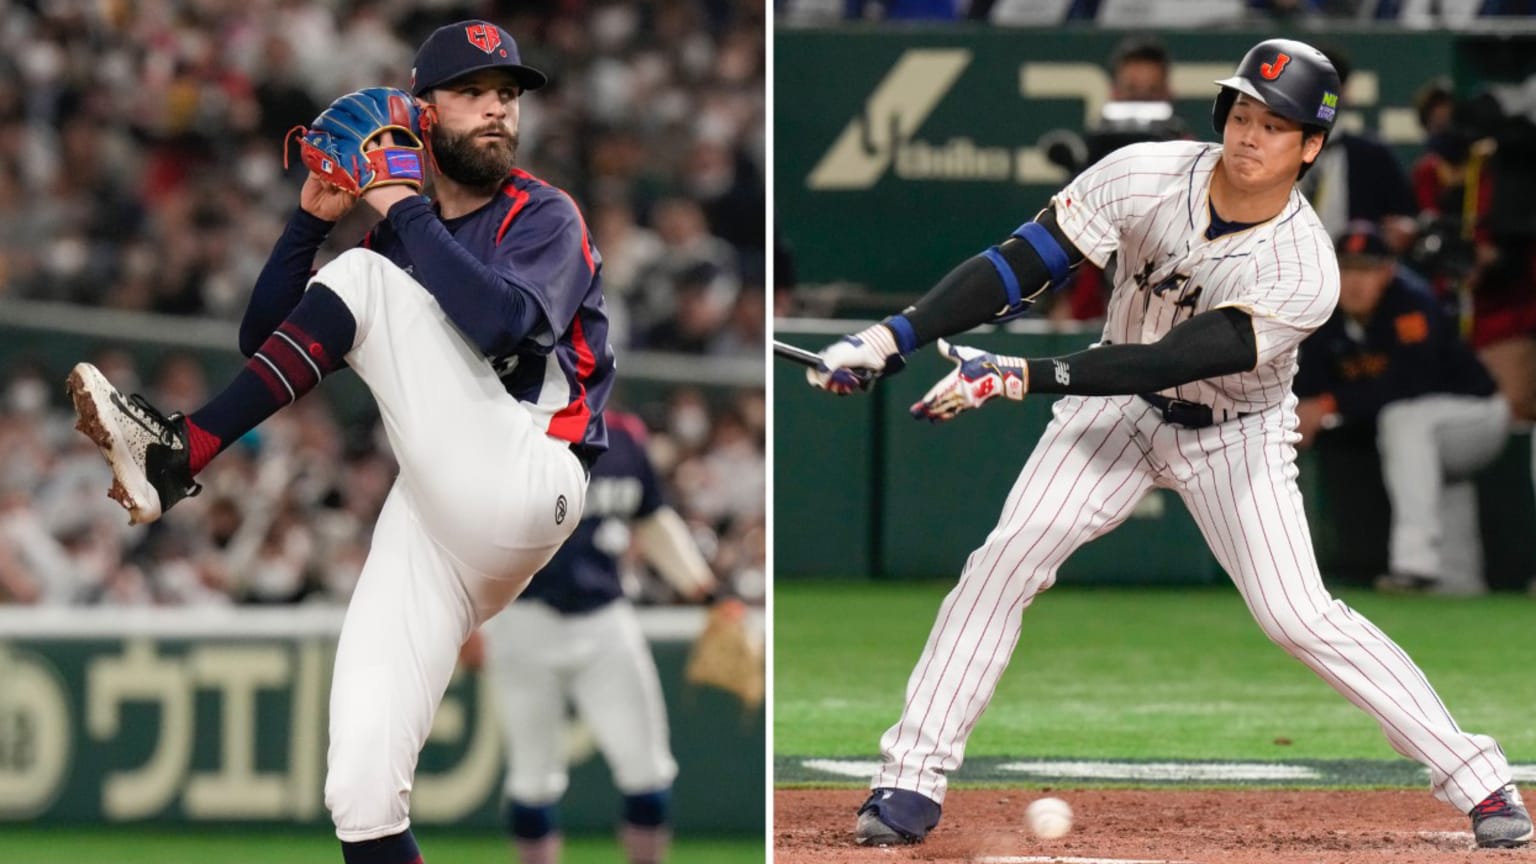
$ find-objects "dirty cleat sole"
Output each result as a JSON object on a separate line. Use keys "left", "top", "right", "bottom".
{"left": 855, "top": 810, "right": 909, "bottom": 846}
{"left": 67, "top": 363, "right": 163, "bottom": 524}
{"left": 854, "top": 787, "right": 941, "bottom": 846}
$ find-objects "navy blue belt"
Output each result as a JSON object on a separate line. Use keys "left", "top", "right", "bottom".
{"left": 1138, "top": 393, "right": 1249, "bottom": 429}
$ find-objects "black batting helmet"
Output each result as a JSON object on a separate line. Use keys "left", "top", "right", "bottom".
{"left": 1211, "top": 39, "right": 1341, "bottom": 137}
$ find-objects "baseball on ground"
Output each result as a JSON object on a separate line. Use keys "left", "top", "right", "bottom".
{"left": 1025, "top": 796, "right": 1073, "bottom": 839}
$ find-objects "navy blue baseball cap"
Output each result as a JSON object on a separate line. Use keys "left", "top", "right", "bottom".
{"left": 1335, "top": 222, "right": 1394, "bottom": 267}
{"left": 410, "top": 20, "right": 547, "bottom": 97}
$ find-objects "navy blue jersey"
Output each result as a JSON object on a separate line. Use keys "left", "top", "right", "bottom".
{"left": 363, "top": 169, "right": 615, "bottom": 465}
{"left": 519, "top": 412, "right": 664, "bottom": 614}
{"left": 1294, "top": 275, "right": 1497, "bottom": 423}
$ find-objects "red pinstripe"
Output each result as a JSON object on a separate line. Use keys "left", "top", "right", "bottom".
{"left": 885, "top": 399, "right": 1150, "bottom": 796}
{"left": 935, "top": 418, "right": 1152, "bottom": 784}
{"left": 880, "top": 398, "right": 1103, "bottom": 790}
{"left": 1248, "top": 427, "right": 1504, "bottom": 788}
{"left": 1214, "top": 418, "right": 1479, "bottom": 805}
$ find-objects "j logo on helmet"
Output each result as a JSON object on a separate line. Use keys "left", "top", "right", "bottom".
{"left": 1260, "top": 53, "right": 1291, "bottom": 80}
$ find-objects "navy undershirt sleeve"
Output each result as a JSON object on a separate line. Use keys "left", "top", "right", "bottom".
{"left": 1025, "top": 307, "right": 1258, "bottom": 395}
{"left": 385, "top": 195, "right": 543, "bottom": 357}
{"left": 239, "top": 207, "right": 333, "bottom": 357}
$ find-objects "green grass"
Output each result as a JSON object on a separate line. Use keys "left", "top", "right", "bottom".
{"left": 0, "top": 828, "right": 762, "bottom": 864}
{"left": 775, "top": 583, "right": 1536, "bottom": 762}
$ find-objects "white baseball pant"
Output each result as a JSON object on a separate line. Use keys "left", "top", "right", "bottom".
{"left": 485, "top": 599, "right": 678, "bottom": 804}
{"left": 314, "top": 249, "right": 587, "bottom": 841}
{"left": 1377, "top": 393, "right": 1509, "bottom": 590}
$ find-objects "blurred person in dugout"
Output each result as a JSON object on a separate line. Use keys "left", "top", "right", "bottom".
{"left": 1409, "top": 83, "right": 1536, "bottom": 433}
{"left": 1050, "top": 35, "right": 1186, "bottom": 323}
{"left": 1299, "top": 47, "right": 1418, "bottom": 249}
{"left": 1294, "top": 224, "right": 1509, "bottom": 595}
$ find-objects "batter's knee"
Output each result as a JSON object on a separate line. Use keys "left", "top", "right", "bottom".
{"left": 324, "top": 756, "right": 412, "bottom": 842}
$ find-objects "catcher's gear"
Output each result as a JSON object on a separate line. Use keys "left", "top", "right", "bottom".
{"left": 807, "top": 320, "right": 910, "bottom": 394}
{"left": 287, "top": 87, "right": 425, "bottom": 196}
{"left": 684, "top": 599, "right": 763, "bottom": 710}
{"left": 911, "top": 339, "right": 1029, "bottom": 422}
{"left": 1212, "top": 38, "right": 1341, "bottom": 136}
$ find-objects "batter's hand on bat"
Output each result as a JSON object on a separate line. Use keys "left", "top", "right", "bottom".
{"left": 807, "top": 323, "right": 907, "bottom": 395}
{"left": 911, "top": 339, "right": 1029, "bottom": 422}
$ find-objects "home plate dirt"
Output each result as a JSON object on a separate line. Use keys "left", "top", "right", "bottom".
{"left": 774, "top": 789, "right": 1529, "bottom": 864}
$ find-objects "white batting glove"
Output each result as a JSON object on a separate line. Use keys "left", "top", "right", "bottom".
{"left": 910, "top": 339, "right": 1029, "bottom": 422}
{"left": 806, "top": 322, "right": 908, "bottom": 395}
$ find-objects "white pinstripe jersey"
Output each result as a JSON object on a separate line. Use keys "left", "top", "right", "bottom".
{"left": 1051, "top": 140, "right": 1339, "bottom": 418}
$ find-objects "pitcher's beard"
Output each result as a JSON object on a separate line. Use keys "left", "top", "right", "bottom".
{"left": 431, "top": 125, "right": 518, "bottom": 191}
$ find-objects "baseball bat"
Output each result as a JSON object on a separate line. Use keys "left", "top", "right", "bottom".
{"left": 773, "top": 339, "right": 875, "bottom": 388}
{"left": 773, "top": 340, "right": 822, "bottom": 368}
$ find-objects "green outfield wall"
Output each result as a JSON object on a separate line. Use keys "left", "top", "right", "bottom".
{"left": 774, "top": 327, "right": 1536, "bottom": 587}
{"left": 0, "top": 610, "right": 764, "bottom": 832}
{"left": 776, "top": 27, "right": 1536, "bottom": 292}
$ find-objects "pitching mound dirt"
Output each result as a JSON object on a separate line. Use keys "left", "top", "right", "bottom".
{"left": 776, "top": 788, "right": 1531, "bottom": 863}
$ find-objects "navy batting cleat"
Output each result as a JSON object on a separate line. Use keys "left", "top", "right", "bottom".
{"left": 67, "top": 362, "right": 201, "bottom": 525}
{"left": 1471, "top": 784, "right": 1532, "bottom": 849}
{"left": 855, "top": 787, "right": 941, "bottom": 846}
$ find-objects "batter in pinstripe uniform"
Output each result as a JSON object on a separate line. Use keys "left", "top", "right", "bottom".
{"left": 807, "top": 38, "right": 1530, "bottom": 850}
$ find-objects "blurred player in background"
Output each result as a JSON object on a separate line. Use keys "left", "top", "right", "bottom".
{"left": 1295, "top": 224, "right": 1509, "bottom": 594}
{"left": 482, "top": 409, "right": 717, "bottom": 864}
{"left": 64, "top": 19, "right": 614, "bottom": 864}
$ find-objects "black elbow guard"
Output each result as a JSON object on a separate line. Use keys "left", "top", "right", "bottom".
{"left": 898, "top": 206, "right": 1090, "bottom": 346}
{"left": 983, "top": 207, "right": 1086, "bottom": 320}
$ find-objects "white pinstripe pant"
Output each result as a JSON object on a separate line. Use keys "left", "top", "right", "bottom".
{"left": 872, "top": 393, "right": 1510, "bottom": 813}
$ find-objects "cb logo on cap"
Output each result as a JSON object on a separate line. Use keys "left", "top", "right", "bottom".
{"left": 466, "top": 23, "right": 502, "bottom": 54}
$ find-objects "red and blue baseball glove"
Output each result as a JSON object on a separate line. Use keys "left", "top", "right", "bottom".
{"left": 288, "top": 87, "right": 424, "bottom": 196}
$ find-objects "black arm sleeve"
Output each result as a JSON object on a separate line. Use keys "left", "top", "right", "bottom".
{"left": 1025, "top": 307, "right": 1258, "bottom": 396}
{"left": 900, "top": 207, "right": 1086, "bottom": 346}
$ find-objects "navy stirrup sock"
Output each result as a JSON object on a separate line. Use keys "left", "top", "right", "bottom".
{"left": 339, "top": 828, "right": 422, "bottom": 864}
{"left": 188, "top": 284, "right": 354, "bottom": 472}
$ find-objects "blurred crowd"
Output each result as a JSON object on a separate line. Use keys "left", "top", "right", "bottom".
{"left": 0, "top": 351, "right": 765, "bottom": 607}
{"left": 0, "top": 0, "right": 767, "bottom": 607}
{"left": 779, "top": 0, "right": 1536, "bottom": 26}
{"left": 0, "top": 0, "right": 765, "bottom": 352}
